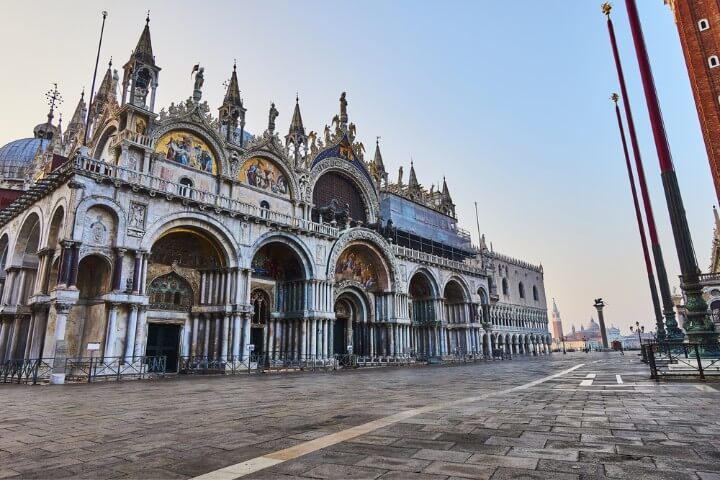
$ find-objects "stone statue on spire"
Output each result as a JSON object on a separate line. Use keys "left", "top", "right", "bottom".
{"left": 268, "top": 102, "right": 279, "bottom": 134}
{"left": 191, "top": 65, "right": 204, "bottom": 103}
{"left": 339, "top": 92, "right": 348, "bottom": 128}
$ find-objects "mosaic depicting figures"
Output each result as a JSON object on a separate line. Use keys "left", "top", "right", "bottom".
{"left": 239, "top": 157, "right": 289, "bottom": 196}
{"left": 335, "top": 248, "right": 379, "bottom": 290}
{"left": 251, "top": 244, "right": 301, "bottom": 281}
{"left": 155, "top": 130, "right": 216, "bottom": 174}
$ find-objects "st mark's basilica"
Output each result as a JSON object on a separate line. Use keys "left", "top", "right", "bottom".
{"left": 0, "top": 18, "right": 551, "bottom": 383}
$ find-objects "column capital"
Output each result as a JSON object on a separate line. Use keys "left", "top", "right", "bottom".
{"left": 54, "top": 302, "right": 73, "bottom": 314}
{"left": 130, "top": 304, "right": 139, "bottom": 312}
{"left": 115, "top": 247, "right": 128, "bottom": 256}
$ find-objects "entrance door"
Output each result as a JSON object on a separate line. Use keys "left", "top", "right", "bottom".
{"left": 250, "top": 326, "right": 265, "bottom": 355}
{"left": 146, "top": 323, "right": 181, "bottom": 373}
{"left": 333, "top": 319, "right": 347, "bottom": 354}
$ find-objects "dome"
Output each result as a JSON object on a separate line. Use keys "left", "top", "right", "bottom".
{"left": 0, "top": 137, "right": 47, "bottom": 177}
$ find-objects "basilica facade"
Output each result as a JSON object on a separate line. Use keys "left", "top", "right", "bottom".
{"left": 0, "top": 19, "right": 551, "bottom": 383}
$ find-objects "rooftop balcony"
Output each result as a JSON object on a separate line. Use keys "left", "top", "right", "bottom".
{"left": 391, "top": 244, "right": 484, "bottom": 276}
{"left": 74, "top": 156, "right": 339, "bottom": 238}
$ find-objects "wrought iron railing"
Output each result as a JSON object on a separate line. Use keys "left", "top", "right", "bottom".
{"left": 64, "top": 356, "right": 167, "bottom": 382}
{"left": 0, "top": 358, "right": 54, "bottom": 384}
{"left": 643, "top": 342, "right": 720, "bottom": 381}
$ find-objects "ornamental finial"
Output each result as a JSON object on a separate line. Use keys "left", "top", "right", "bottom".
{"left": 611, "top": 92, "right": 619, "bottom": 103}
{"left": 601, "top": 2, "right": 612, "bottom": 16}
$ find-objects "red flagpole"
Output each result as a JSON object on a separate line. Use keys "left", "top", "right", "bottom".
{"left": 603, "top": 3, "right": 681, "bottom": 340}
{"left": 623, "top": 0, "right": 713, "bottom": 342}
{"left": 612, "top": 94, "right": 664, "bottom": 335}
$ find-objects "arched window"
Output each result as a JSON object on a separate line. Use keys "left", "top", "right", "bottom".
{"left": 519, "top": 282, "right": 525, "bottom": 299}
{"left": 502, "top": 278, "right": 508, "bottom": 296}
{"left": 709, "top": 55, "right": 719, "bottom": 68}
{"left": 533, "top": 285, "right": 539, "bottom": 301}
{"left": 179, "top": 177, "right": 193, "bottom": 198}
{"left": 711, "top": 300, "right": 720, "bottom": 324}
{"left": 699, "top": 18, "right": 710, "bottom": 31}
{"left": 260, "top": 200, "right": 270, "bottom": 218}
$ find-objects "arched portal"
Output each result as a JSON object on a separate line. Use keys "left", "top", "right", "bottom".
{"left": 250, "top": 239, "right": 310, "bottom": 360}
{"left": 147, "top": 227, "right": 227, "bottom": 368}
{"left": 333, "top": 288, "right": 371, "bottom": 356}
{"left": 444, "top": 279, "right": 470, "bottom": 354}
{"left": 408, "top": 269, "right": 438, "bottom": 357}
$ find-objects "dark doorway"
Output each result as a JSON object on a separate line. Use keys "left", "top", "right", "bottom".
{"left": 333, "top": 319, "right": 347, "bottom": 354}
{"left": 146, "top": 323, "right": 181, "bottom": 372}
{"left": 250, "top": 326, "right": 265, "bottom": 355}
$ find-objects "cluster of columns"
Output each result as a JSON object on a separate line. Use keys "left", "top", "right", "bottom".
{"left": 264, "top": 317, "right": 333, "bottom": 359}
{"left": 349, "top": 322, "right": 412, "bottom": 357}
{"left": 184, "top": 312, "right": 247, "bottom": 360}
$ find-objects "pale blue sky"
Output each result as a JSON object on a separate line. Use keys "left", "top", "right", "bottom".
{"left": 0, "top": 1, "right": 714, "bottom": 335}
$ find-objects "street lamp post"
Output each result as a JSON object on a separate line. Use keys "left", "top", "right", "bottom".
{"left": 562, "top": 336, "right": 566, "bottom": 355}
{"left": 630, "top": 322, "right": 646, "bottom": 362}
{"left": 583, "top": 336, "right": 588, "bottom": 353}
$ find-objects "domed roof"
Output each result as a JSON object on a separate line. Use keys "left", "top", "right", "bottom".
{"left": 0, "top": 137, "right": 48, "bottom": 169}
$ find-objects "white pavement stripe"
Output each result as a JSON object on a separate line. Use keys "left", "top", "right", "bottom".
{"left": 191, "top": 363, "right": 585, "bottom": 480}
{"left": 580, "top": 379, "right": 593, "bottom": 386}
{"left": 695, "top": 384, "right": 718, "bottom": 392}
{"left": 586, "top": 373, "right": 596, "bottom": 379}
{"left": 616, "top": 375, "right": 623, "bottom": 384}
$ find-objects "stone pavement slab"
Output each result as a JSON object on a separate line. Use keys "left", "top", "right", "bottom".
{"left": 1, "top": 353, "right": 719, "bottom": 480}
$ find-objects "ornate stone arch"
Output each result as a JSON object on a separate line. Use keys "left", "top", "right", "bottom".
{"left": 72, "top": 195, "right": 126, "bottom": 246}
{"left": 141, "top": 213, "right": 241, "bottom": 268}
{"left": 88, "top": 118, "right": 120, "bottom": 160}
{"left": 10, "top": 209, "right": 44, "bottom": 267}
{"left": 43, "top": 197, "right": 69, "bottom": 250}
{"left": 327, "top": 228, "right": 401, "bottom": 291}
{"left": 247, "top": 231, "right": 314, "bottom": 280}
{"left": 151, "top": 120, "right": 228, "bottom": 177}
{"left": 308, "top": 157, "right": 379, "bottom": 224}
{"left": 443, "top": 275, "right": 472, "bottom": 302}
{"left": 407, "top": 266, "right": 441, "bottom": 298}
{"left": 334, "top": 284, "right": 374, "bottom": 324}
{"left": 235, "top": 150, "right": 300, "bottom": 201}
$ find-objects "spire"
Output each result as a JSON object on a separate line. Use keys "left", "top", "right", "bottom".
{"left": 552, "top": 298, "right": 560, "bottom": 317}
{"left": 67, "top": 90, "right": 87, "bottom": 132}
{"left": 96, "top": 59, "right": 114, "bottom": 98}
{"left": 441, "top": 176, "right": 452, "bottom": 202}
{"left": 219, "top": 62, "right": 246, "bottom": 144}
{"left": 373, "top": 137, "right": 385, "bottom": 172}
{"left": 288, "top": 94, "right": 305, "bottom": 137}
{"left": 408, "top": 161, "right": 419, "bottom": 190}
{"left": 223, "top": 62, "right": 242, "bottom": 106}
{"left": 132, "top": 14, "right": 155, "bottom": 66}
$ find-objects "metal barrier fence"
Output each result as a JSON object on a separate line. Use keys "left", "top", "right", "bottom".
{"left": 0, "top": 358, "right": 54, "bottom": 385}
{"left": 64, "top": 356, "right": 167, "bottom": 382}
{"left": 643, "top": 342, "right": 720, "bottom": 381}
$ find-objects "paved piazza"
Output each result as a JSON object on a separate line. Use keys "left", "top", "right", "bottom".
{"left": 1, "top": 353, "right": 719, "bottom": 480}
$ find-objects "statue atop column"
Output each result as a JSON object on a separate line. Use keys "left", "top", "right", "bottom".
{"left": 268, "top": 102, "right": 279, "bottom": 134}
{"left": 339, "top": 91, "right": 348, "bottom": 127}
{"left": 191, "top": 64, "right": 204, "bottom": 103}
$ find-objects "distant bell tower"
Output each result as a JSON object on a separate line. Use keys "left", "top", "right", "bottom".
{"left": 551, "top": 298, "right": 564, "bottom": 341}
{"left": 665, "top": 0, "right": 720, "bottom": 203}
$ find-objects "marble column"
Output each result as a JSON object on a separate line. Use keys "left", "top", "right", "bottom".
{"left": 221, "top": 314, "right": 230, "bottom": 361}
{"left": 182, "top": 316, "right": 191, "bottom": 357}
{"left": 112, "top": 248, "right": 126, "bottom": 291}
{"left": 242, "top": 313, "right": 251, "bottom": 361}
{"left": 104, "top": 303, "right": 119, "bottom": 359}
{"left": 310, "top": 318, "right": 317, "bottom": 358}
{"left": 124, "top": 305, "right": 139, "bottom": 363}
{"left": 232, "top": 314, "right": 241, "bottom": 359}
{"left": 134, "top": 306, "right": 148, "bottom": 358}
{"left": 191, "top": 314, "right": 199, "bottom": 357}
{"left": 50, "top": 303, "right": 72, "bottom": 384}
